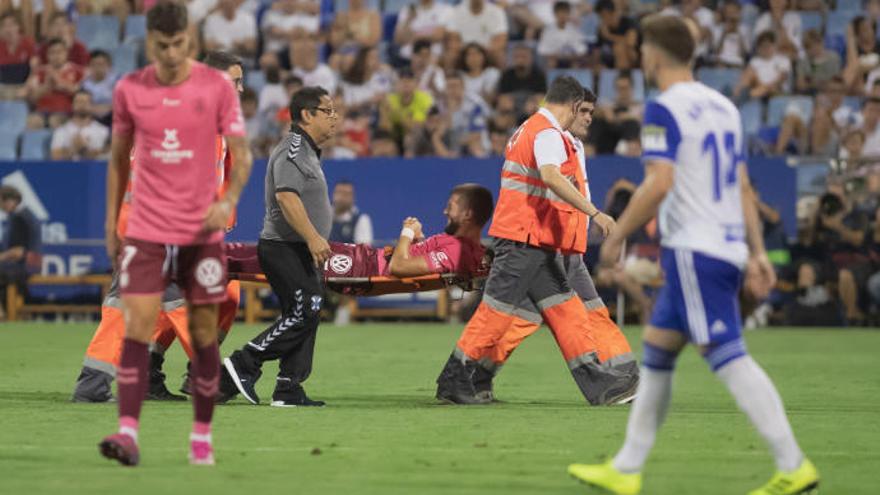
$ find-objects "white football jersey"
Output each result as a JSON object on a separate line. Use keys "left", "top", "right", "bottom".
{"left": 640, "top": 81, "right": 748, "bottom": 267}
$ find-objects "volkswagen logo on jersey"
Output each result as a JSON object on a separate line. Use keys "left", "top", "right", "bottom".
{"left": 328, "top": 254, "right": 353, "bottom": 275}
{"left": 195, "top": 257, "right": 223, "bottom": 288}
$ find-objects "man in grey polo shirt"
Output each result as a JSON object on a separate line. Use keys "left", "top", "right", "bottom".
{"left": 222, "top": 87, "right": 337, "bottom": 407}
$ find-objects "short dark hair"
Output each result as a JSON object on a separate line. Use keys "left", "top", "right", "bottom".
{"left": 452, "top": 183, "right": 494, "bottom": 227}
{"left": 413, "top": 38, "right": 432, "bottom": 54}
{"left": 553, "top": 1, "right": 571, "bottom": 13}
{"left": 803, "top": 28, "right": 823, "bottom": 46}
{"left": 202, "top": 51, "right": 242, "bottom": 71}
{"left": 49, "top": 12, "right": 69, "bottom": 24}
{"left": 616, "top": 69, "right": 632, "bottom": 83}
{"left": 545, "top": 75, "right": 585, "bottom": 105}
{"left": 335, "top": 180, "right": 354, "bottom": 189}
{"left": 146, "top": 2, "right": 188, "bottom": 35}
{"left": 289, "top": 86, "right": 329, "bottom": 125}
{"left": 241, "top": 87, "right": 257, "bottom": 103}
{"left": 583, "top": 86, "right": 597, "bottom": 104}
{"left": 594, "top": 0, "right": 615, "bottom": 14}
{"left": 0, "top": 185, "right": 22, "bottom": 203}
{"left": 398, "top": 66, "right": 415, "bottom": 80}
{"left": 640, "top": 14, "right": 695, "bottom": 66}
{"left": 755, "top": 30, "right": 777, "bottom": 47}
{"left": 46, "top": 37, "right": 66, "bottom": 50}
{"left": 457, "top": 42, "right": 491, "bottom": 72}
{"left": 89, "top": 49, "right": 112, "bottom": 63}
{"left": 0, "top": 12, "right": 19, "bottom": 24}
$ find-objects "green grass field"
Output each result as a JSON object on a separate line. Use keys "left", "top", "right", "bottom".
{"left": 0, "top": 323, "right": 877, "bottom": 494}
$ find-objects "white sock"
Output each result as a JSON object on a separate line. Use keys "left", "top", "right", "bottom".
{"left": 612, "top": 367, "right": 673, "bottom": 473}
{"left": 715, "top": 355, "right": 804, "bottom": 472}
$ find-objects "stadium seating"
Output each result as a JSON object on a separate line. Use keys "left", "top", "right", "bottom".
{"left": 76, "top": 15, "right": 121, "bottom": 51}
{"left": 547, "top": 68, "right": 593, "bottom": 90}
{"left": 0, "top": 101, "right": 28, "bottom": 139}
{"left": 123, "top": 15, "right": 146, "bottom": 45}
{"left": 740, "top": 100, "right": 763, "bottom": 137}
{"left": 798, "top": 12, "right": 823, "bottom": 34}
{"left": 333, "top": 0, "right": 380, "bottom": 11}
{"left": 697, "top": 67, "right": 742, "bottom": 97}
{"left": 112, "top": 44, "right": 139, "bottom": 76}
{"left": 0, "top": 133, "right": 16, "bottom": 160}
{"left": 246, "top": 70, "right": 267, "bottom": 94}
{"left": 826, "top": 11, "right": 858, "bottom": 38}
{"left": 382, "top": 0, "right": 409, "bottom": 13}
{"left": 19, "top": 130, "right": 52, "bottom": 160}
{"left": 581, "top": 14, "right": 599, "bottom": 44}
{"left": 597, "top": 69, "right": 645, "bottom": 104}
{"left": 766, "top": 95, "right": 814, "bottom": 127}
{"left": 382, "top": 13, "right": 398, "bottom": 42}
{"left": 835, "top": 0, "right": 861, "bottom": 12}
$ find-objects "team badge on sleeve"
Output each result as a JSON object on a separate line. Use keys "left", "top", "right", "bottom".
{"left": 641, "top": 125, "right": 668, "bottom": 152}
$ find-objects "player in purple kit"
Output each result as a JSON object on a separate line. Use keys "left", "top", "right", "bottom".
{"left": 98, "top": 3, "right": 253, "bottom": 467}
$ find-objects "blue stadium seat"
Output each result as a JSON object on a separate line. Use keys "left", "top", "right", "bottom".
{"left": 0, "top": 101, "right": 28, "bottom": 138}
{"left": 334, "top": 0, "right": 380, "bottom": 11}
{"left": 826, "top": 11, "right": 858, "bottom": 38}
{"left": 697, "top": 67, "right": 742, "bottom": 97}
{"left": 19, "top": 129, "right": 51, "bottom": 160}
{"left": 835, "top": 0, "right": 861, "bottom": 12}
{"left": 825, "top": 33, "right": 846, "bottom": 60}
{"left": 766, "top": 96, "right": 814, "bottom": 127}
{"left": 382, "top": 12, "right": 397, "bottom": 42}
{"left": 112, "top": 44, "right": 138, "bottom": 76}
{"left": 843, "top": 96, "right": 863, "bottom": 113}
{"left": 740, "top": 100, "right": 762, "bottom": 137}
{"left": 383, "top": 0, "right": 410, "bottom": 13}
{"left": 799, "top": 12, "right": 823, "bottom": 34}
{"left": 547, "top": 68, "right": 593, "bottom": 90}
{"left": 77, "top": 15, "right": 120, "bottom": 51}
{"left": 581, "top": 14, "right": 599, "bottom": 44}
{"left": 597, "top": 69, "right": 645, "bottom": 103}
{"left": 123, "top": 15, "right": 146, "bottom": 44}
{"left": 0, "top": 133, "right": 17, "bottom": 160}
{"left": 246, "top": 70, "right": 266, "bottom": 94}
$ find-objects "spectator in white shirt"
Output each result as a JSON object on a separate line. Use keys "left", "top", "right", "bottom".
{"left": 81, "top": 49, "right": 116, "bottom": 122}
{"left": 261, "top": 0, "right": 321, "bottom": 53}
{"left": 458, "top": 42, "right": 499, "bottom": 104}
{"left": 410, "top": 38, "right": 445, "bottom": 97}
{"left": 203, "top": 0, "right": 257, "bottom": 61}
{"left": 509, "top": 0, "right": 584, "bottom": 41}
{"left": 734, "top": 31, "right": 791, "bottom": 99}
{"left": 712, "top": 0, "right": 749, "bottom": 68}
{"left": 446, "top": 0, "right": 508, "bottom": 65}
{"left": 339, "top": 45, "right": 394, "bottom": 112}
{"left": 393, "top": 0, "right": 451, "bottom": 60}
{"left": 661, "top": 0, "right": 715, "bottom": 63}
{"left": 290, "top": 36, "right": 338, "bottom": 94}
{"left": 50, "top": 91, "right": 109, "bottom": 160}
{"left": 537, "top": 1, "right": 586, "bottom": 69}
{"left": 752, "top": 0, "right": 801, "bottom": 58}
{"left": 810, "top": 76, "right": 862, "bottom": 156}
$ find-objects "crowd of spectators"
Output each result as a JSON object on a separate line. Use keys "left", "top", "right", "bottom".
{"left": 2, "top": 0, "right": 880, "bottom": 325}
{"left": 1, "top": 0, "right": 880, "bottom": 162}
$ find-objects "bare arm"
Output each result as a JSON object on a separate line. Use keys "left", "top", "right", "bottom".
{"left": 201, "top": 135, "right": 253, "bottom": 231}
{"left": 276, "top": 191, "right": 332, "bottom": 266}
{"left": 539, "top": 165, "right": 601, "bottom": 217}
{"left": 0, "top": 247, "right": 25, "bottom": 262}
{"left": 105, "top": 133, "right": 134, "bottom": 264}
{"left": 604, "top": 161, "right": 674, "bottom": 249}
{"left": 388, "top": 217, "right": 431, "bottom": 277}
{"left": 739, "top": 168, "right": 766, "bottom": 256}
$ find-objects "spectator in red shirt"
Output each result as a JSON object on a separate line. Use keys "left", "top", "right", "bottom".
{"left": 38, "top": 13, "right": 89, "bottom": 67}
{"left": 0, "top": 12, "right": 36, "bottom": 96}
{"left": 26, "top": 38, "right": 85, "bottom": 116}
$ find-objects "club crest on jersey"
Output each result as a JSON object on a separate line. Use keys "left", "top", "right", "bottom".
{"left": 327, "top": 254, "right": 353, "bottom": 275}
{"left": 310, "top": 295, "right": 323, "bottom": 312}
{"left": 641, "top": 125, "right": 667, "bottom": 152}
{"left": 286, "top": 132, "right": 303, "bottom": 161}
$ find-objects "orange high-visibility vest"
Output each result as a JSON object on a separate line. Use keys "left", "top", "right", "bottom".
{"left": 116, "top": 136, "right": 235, "bottom": 239}
{"left": 489, "top": 110, "right": 588, "bottom": 254}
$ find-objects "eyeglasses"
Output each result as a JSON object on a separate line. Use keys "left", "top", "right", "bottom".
{"left": 314, "top": 107, "right": 338, "bottom": 117}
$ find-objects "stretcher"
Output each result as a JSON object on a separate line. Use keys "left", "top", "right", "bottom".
{"left": 228, "top": 268, "right": 490, "bottom": 297}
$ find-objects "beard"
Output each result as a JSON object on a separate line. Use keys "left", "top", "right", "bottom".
{"left": 74, "top": 110, "right": 91, "bottom": 119}
{"left": 444, "top": 219, "right": 460, "bottom": 235}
